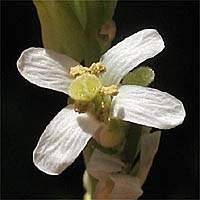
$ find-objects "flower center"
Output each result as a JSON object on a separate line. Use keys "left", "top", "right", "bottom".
{"left": 69, "top": 74, "right": 102, "bottom": 101}
{"left": 69, "top": 62, "right": 118, "bottom": 123}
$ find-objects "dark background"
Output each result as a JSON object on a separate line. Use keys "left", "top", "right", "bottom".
{"left": 2, "top": 1, "right": 199, "bottom": 199}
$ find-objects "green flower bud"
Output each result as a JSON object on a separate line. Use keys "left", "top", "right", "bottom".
{"left": 122, "top": 66, "right": 155, "bottom": 86}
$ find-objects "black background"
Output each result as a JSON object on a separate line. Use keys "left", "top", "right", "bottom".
{"left": 2, "top": 1, "right": 199, "bottom": 199}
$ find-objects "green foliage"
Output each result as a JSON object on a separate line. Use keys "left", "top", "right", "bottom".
{"left": 122, "top": 123, "right": 142, "bottom": 165}
{"left": 33, "top": 0, "right": 117, "bottom": 65}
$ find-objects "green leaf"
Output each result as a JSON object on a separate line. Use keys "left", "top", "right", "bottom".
{"left": 85, "top": 1, "right": 117, "bottom": 55}
{"left": 33, "top": 1, "right": 87, "bottom": 62}
{"left": 122, "top": 66, "right": 155, "bottom": 86}
{"left": 122, "top": 123, "right": 142, "bottom": 165}
{"left": 68, "top": 1, "right": 87, "bottom": 30}
{"left": 33, "top": 0, "right": 118, "bottom": 65}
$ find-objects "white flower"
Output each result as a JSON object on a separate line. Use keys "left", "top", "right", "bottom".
{"left": 86, "top": 130, "right": 161, "bottom": 199}
{"left": 17, "top": 29, "right": 185, "bottom": 175}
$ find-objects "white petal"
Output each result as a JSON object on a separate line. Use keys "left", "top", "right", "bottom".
{"left": 87, "top": 149, "right": 125, "bottom": 199}
{"left": 87, "top": 149, "right": 125, "bottom": 174}
{"left": 109, "top": 174, "right": 143, "bottom": 199}
{"left": 110, "top": 85, "right": 186, "bottom": 129}
{"left": 33, "top": 104, "right": 101, "bottom": 175}
{"left": 137, "top": 131, "right": 161, "bottom": 186}
{"left": 17, "top": 48, "right": 79, "bottom": 94}
{"left": 94, "top": 180, "right": 112, "bottom": 199}
{"left": 86, "top": 149, "right": 124, "bottom": 190}
{"left": 100, "top": 29, "right": 165, "bottom": 86}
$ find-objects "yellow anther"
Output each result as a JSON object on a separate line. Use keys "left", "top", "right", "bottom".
{"left": 101, "top": 85, "right": 118, "bottom": 96}
{"left": 89, "top": 62, "right": 106, "bottom": 75}
{"left": 70, "top": 65, "right": 90, "bottom": 78}
{"left": 70, "top": 62, "right": 106, "bottom": 78}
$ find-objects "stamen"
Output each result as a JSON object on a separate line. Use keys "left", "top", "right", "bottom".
{"left": 70, "top": 62, "right": 106, "bottom": 78}
{"left": 89, "top": 62, "right": 106, "bottom": 75}
{"left": 97, "top": 102, "right": 110, "bottom": 122}
{"left": 101, "top": 85, "right": 119, "bottom": 96}
{"left": 70, "top": 65, "right": 90, "bottom": 78}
